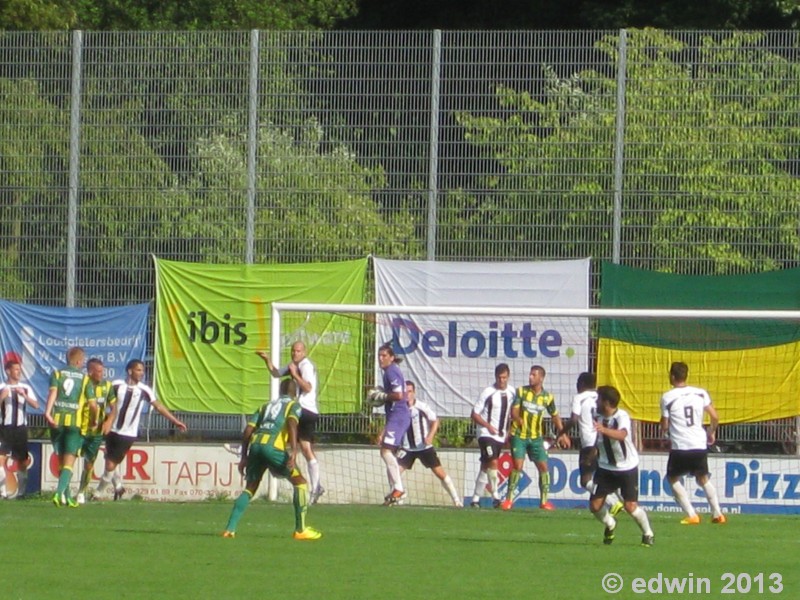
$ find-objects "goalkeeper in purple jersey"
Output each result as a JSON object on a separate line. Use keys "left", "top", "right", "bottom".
{"left": 366, "top": 343, "right": 411, "bottom": 506}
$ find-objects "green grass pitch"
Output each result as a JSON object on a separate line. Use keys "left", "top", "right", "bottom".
{"left": 3, "top": 498, "right": 796, "bottom": 599}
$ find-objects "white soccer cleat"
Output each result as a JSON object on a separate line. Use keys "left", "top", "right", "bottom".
{"left": 76, "top": 492, "right": 86, "bottom": 505}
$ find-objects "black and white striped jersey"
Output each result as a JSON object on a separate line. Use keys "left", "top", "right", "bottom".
{"left": 0, "top": 382, "right": 37, "bottom": 427}
{"left": 402, "top": 400, "right": 438, "bottom": 451}
{"left": 110, "top": 380, "right": 156, "bottom": 437}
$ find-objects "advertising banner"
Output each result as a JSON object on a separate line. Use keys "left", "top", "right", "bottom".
{"left": 374, "top": 258, "right": 590, "bottom": 417}
{"left": 0, "top": 300, "right": 149, "bottom": 408}
{"left": 154, "top": 258, "right": 368, "bottom": 413}
{"left": 463, "top": 451, "right": 800, "bottom": 514}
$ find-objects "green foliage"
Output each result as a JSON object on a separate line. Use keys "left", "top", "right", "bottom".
{"left": 453, "top": 29, "right": 800, "bottom": 274}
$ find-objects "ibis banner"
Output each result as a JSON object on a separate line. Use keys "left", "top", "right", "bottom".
{"left": 154, "top": 258, "right": 367, "bottom": 413}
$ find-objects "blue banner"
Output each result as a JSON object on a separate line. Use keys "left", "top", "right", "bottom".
{"left": 0, "top": 300, "right": 150, "bottom": 412}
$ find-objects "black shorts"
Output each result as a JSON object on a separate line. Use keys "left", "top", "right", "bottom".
{"left": 667, "top": 449, "right": 709, "bottom": 479}
{"left": 298, "top": 410, "right": 319, "bottom": 443}
{"left": 579, "top": 446, "right": 599, "bottom": 480}
{"left": 478, "top": 437, "right": 504, "bottom": 463}
{"left": 0, "top": 426, "right": 29, "bottom": 462}
{"left": 398, "top": 447, "right": 441, "bottom": 471}
{"left": 592, "top": 467, "right": 639, "bottom": 502}
{"left": 104, "top": 432, "right": 136, "bottom": 465}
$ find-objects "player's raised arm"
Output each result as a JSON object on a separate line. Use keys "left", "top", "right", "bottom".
{"left": 255, "top": 350, "right": 281, "bottom": 378}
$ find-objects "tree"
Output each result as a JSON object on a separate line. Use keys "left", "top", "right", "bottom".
{"left": 343, "top": 0, "right": 799, "bottom": 30}
{"left": 451, "top": 29, "right": 800, "bottom": 274}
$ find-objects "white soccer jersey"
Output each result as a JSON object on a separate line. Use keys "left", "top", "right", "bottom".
{"left": 596, "top": 407, "right": 639, "bottom": 471}
{"left": 473, "top": 385, "right": 514, "bottom": 443}
{"left": 571, "top": 390, "right": 598, "bottom": 448}
{"left": 403, "top": 400, "right": 438, "bottom": 451}
{"left": 111, "top": 380, "right": 156, "bottom": 437}
{"left": 0, "top": 382, "right": 37, "bottom": 427}
{"left": 660, "top": 385, "right": 711, "bottom": 450}
{"left": 280, "top": 357, "right": 318, "bottom": 414}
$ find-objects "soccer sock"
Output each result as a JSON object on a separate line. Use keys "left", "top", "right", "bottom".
{"left": 605, "top": 493, "right": 622, "bottom": 510}
{"left": 112, "top": 470, "right": 123, "bottom": 491}
{"left": 307, "top": 459, "right": 320, "bottom": 492}
{"left": 539, "top": 471, "right": 550, "bottom": 504}
{"left": 441, "top": 475, "right": 460, "bottom": 503}
{"left": 486, "top": 468, "right": 499, "bottom": 499}
{"left": 381, "top": 451, "right": 404, "bottom": 492}
{"left": 56, "top": 465, "right": 73, "bottom": 496}
{"left": 97, "top": 469, "right": 113, "bottom": 492}
{"left": 630, "top": 506, "right": 653, "bottom": 536}
{"left": 16, "top": 470, "right": 27, "bottom": 496}
{"left": 702, "top": 481, "right": 723, "bottom": 518}
{"left": 472, "top": 470, "right": 488, "bottom": 501}
{"left": 593, "top": 505, "right": 616, "bottom": 528}
{"left": 671, "top": 480, "right": 697, "bottom": 517}
{"left": 225, "top": 489, "right": 253, "bottom": 533}
{"left": 79, "top": 460, "right": 93, "bottom": 493}
{"left": 0, "top": 466, "right": 6, "bottom": 487}
{"left": 506, "top": 470, "right": 521, "bottom": 500}
{"left": 293, "top": 483, "right": 309, "bottom": 533}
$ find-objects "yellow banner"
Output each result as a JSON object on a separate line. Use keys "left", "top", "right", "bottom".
{"left": 597, "top": 339, "right": 800, "bottom": 423}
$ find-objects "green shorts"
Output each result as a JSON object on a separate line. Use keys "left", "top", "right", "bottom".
{"left": 79, "top": 434, "right": 104, "bottom": 463}
{"left": 245, "top": 443, "right": 300, "bottom": 484}
{"left": 510, "top": 436, "right": 548, "bottom": 463}
{"left": 51, "top": 426, "right": 83, "bottom": 457}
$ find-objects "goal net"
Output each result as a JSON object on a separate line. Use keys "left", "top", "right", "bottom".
{"left": 267, "top": 303, "right": 800, "bottom": 510}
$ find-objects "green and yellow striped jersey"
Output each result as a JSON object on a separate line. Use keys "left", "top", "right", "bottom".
{"left": 510, "top": 386, "right": 558, "bottom": 440}
{"left": 247, "top": 395, "right": 301, "bottom": 452}
{"left": 79, "top": 378, "right": 117, "bottom": 436}
{"left": 49, "top": 367, "right": 87, "bottom": 428}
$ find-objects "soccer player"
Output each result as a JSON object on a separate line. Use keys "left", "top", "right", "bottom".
{"left": 396, "top": 381, "right": 463, "bottom": 507}
{"left": 660, "top": 361, "right": 725, "bottom": 525}
{"left": 75, "top": 358, "right": 116, "bottom": 504}
{"left": 0, "top": 359, "right": 39, "bottom": 498}
{"left": 557, "top": 372, "right": 623, "bottom": 515}
{"left": 44, "top": 346, "right": 87, "bottom": 507}
{"left": 257, "top": 342, "right": 324, "bottom": 503}
{"left": 591, "top": 385, "right": 654, "bottom": 547}
{"left": 222, "top": 379, "right": 321, "bottom": 540}
{"left": 366, "top": 343, "right": 411, "bottom": 506}
{"left": 96, "top": 359, "right": 187, "bottom": 499}
{"left": 501, "top": 365, "right": 565, "bottom": 511}
{"left": 470, "top": 363, "right": 514, "bottom": 508}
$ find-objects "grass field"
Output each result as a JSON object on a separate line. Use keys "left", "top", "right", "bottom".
{"left": 3, "top": 497, "right": 796, "bottom": 599}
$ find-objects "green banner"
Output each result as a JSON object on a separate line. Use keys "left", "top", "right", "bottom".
{"left": 154, "top": 258, "right": 368, "bottom": 413}
{"left": 598, "top": 262, "right": 800, "bottom": 350}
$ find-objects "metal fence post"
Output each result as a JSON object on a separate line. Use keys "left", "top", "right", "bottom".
{"left": 67, "top": 30, "right": 83, "bottom": 307}
{"left": 426, "top": 29, "right": 442, "bottom": 261}
{"left": 612, "top": 29, "right": 628, "bottom": 265}
{"left": 246, "top": 29, "right": 260, "bottom": 265}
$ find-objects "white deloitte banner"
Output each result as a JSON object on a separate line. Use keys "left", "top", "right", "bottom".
{"left": 374, "top": 258, "right": 590, "bottom": 417}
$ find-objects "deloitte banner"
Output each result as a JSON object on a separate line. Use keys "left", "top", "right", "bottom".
{"left": 374, "top": 258, "right": 590, "bottom": 417}
{"left": 0, "top": 300, "right": 149, "bottom": 408}
{"left": 154, "top": 258, "right": 367, "bottom": 413}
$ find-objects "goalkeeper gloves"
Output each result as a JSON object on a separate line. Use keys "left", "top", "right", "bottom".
{"left": 367, "top": 388, "right": 388, "bottom": 403}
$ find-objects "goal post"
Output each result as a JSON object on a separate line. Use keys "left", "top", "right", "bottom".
{"left": 267, "top": 302, "right": 800, "bottom": 505}
{"left": 271, "top": 302, "right": 800, "bottom": 421}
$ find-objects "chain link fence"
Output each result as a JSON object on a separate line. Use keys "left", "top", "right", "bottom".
{"left": 3, "top": 29, "right": 800, "bottom": 450}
